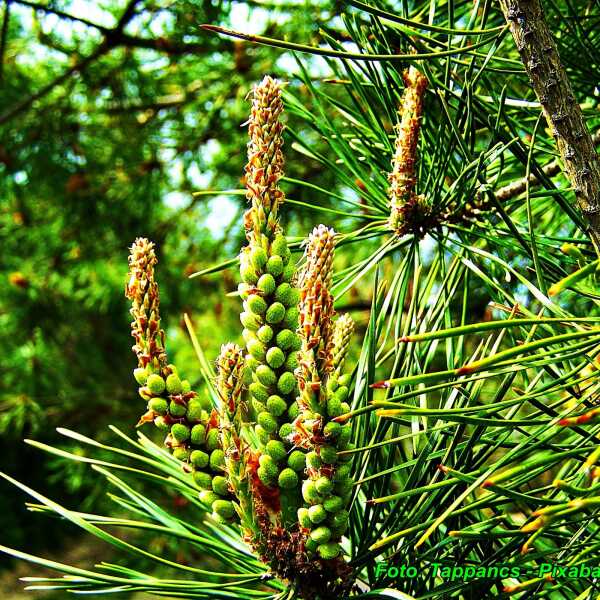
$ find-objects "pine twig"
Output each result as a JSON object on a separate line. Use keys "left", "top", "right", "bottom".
{"left": 500, "top": 0, "right": 600, "bottom": 255}
{"left": 0, "top": 44, "right": 108, "bottom": 125}
{"left": 495, "top": 130, "right": 600, "bottom": 203}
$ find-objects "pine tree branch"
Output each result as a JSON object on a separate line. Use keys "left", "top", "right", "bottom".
{"left": 500, "top": 0, "right": 600, "bottom": 255}
{"left": 115, "top": 33, "right": 223, "bottom": 55}
{"left": 10, "top": 0, "right": 111, "bottom": 33}
{"left": 495, "top": 130, "right": 600, "bottom": 202}
{"left": 0, "top": 0, "right": 161, "bottom": 126}
{"left": 10, "top": 0, "right": 228, "bottom": 55}
{"left": 114, "top": 0, "right": 142, "bottom": 31}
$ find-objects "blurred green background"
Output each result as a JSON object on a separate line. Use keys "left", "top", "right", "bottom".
{"left": 0, "top": 0, "right": 352, "bottom": 594}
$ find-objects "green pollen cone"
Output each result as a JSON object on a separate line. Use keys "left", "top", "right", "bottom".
{"left": 257, "top": 273, "right": 276, "bottom": 294}
{"left": 278, "top": 468, "right": 299, "bottom": 489}
{"left": 256, "top": 364, "right": 276, "bottom": 386}
{"left": 277, "top": 371, "right": 296, "bottom": 395}
{"left": 166, "top": 373, "right": 182, "bottom": 394}
{"left": 315, "top": 476, "right": 333, "bottom": 495}
{"left": 288, "top": 450, "right": 306, "bottom": 471}
{"left": 206, "top": 428, "right": 220, "bottom": 451}
{"left": 133, "top": 367, "right": 148, "bottom": 385}
{"left": 248, "top": 294, "right": 268, "bottom": 315}
{"left": 199, "top": 490, "right": 219, "bottom": 507}
{"left": 250, "top": 247, "right": 268, "bottom": 269}
{"left": 266, "top": 302, "right": 286, "bottom": 324}
{"left": 213, "top": 499, "right": 236, "bottom": 519}
{"left": 267, "top": 395, "right": 287, "bottom": 416}
{"left": 318, "top": 542, "right": 341, "bottom": 560}
{"left": 257, "top": 325, "right": 274, "bottom": 343}
{"left": 193, "top": 471, "right": 212, "bottom": 489}
{"left": 266, "top": 255, "right": 284, "bottom": 276}
{"left": 298, "top": 507, "right": 312, "bottom": 528}
{"left": 191, "top": 450, "right": 209, "bottom": 469}
{"left": 324, "top": 496, "right": 343, "bottom": 513}
{"left": 171, "top": 423, "right": 190, "bottom": 442}
{"left": 212, "top": 475, "right": 229, "bottom": 496}
{"left": 148, "top": 397, "right": 168, "bottom": 415}
{"left": 147, "top": 374, "right": 165, "bottom": 395}
{"left": 275, "top": 329, "right": 296, "bottom": 350}
{"left": 169, "top": 400, "right": 187, "bottom": 418}
{"left": 190, "top": 423, "right": 206, "bottom": 445}
{"left": 308, "top": 504, "right": 327, "bottom": 524}
{"left": 266, "top": 439, "right": 287, "bottom": 462}
{"left": 186, "top": 399, "right": 204, "bottom": 422}
{"left": 257, "top": 411, "right": 278, "bottom": 433}
{"left": 209, "top": 449, "right": 225, "bottom": 470}
{"left": 310, "top": 526, "right": 332, "bottom": 544}
{"left": 266, "top": 346, "right": 285, "bottom": 368}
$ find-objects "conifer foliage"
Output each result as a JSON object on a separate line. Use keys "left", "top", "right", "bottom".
{"left": 2, "top": 2, "right": 600, "bottom": 599}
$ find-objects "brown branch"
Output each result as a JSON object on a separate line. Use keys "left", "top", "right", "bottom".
{"left": 500, "top": 0, "right": 600, "bottom": 256}
{"left": 1, "top": 0, "right": 236, "bottom": 125}
{"left": 10, "top": 0, "right": 221, "bottom": 55}
{"left": 114, "top": 0, "right": 142, "bottom": 31}
{"left": 495, "top": 131, "right": 600, "bottom": 202}
{"left": 115, "top": 33, "right": 220, "bottom": 55}
{"left": 105, "top": 97, "right": 186, "bottom": 114}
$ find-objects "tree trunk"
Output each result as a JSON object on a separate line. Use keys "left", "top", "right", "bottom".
{"left": 500, "top": 0, "right": 600, "bottom": 256}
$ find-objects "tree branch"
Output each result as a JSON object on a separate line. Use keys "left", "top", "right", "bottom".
{"left": 495, "top": 130, "right": 600, "bottom": 202}
{"left": 500, "top": 0, "right": 600, "bottom": 255}
{"left": 115, "top": 33, "right": 221, "bottom": 55}
{"left": 11, "top": 0, "right": 231, "bottom": 55}
{"left": 10, "top": 0, "right": 110, "bottom": 33}
{"left": 0, "top": 0, "right": 142, "bottom": 126}
{"left": 114, "top": 0, "right": 142, "bottom": 31}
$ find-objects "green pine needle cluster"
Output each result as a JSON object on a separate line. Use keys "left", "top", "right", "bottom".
{"left": 2, "top": 1, "right": 600, "bottom": 599}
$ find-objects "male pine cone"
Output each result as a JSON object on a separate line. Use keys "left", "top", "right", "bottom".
{"left": 295, "top": 225, "right": 355, "bottom": 562}
{"left": 238, "top": 76, "right": 303, "bottom": 494}
{"left": 125, "top": 238, "right": 236, "bottom": 523}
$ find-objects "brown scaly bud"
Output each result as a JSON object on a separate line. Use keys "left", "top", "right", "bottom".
{"left": 388, "top": 66, "right": 428, "bottom": 234}
{"left": 125, "top": 237, "right": 167, "bottom": 373}
{"left": 331, "top": 314, "right": 354, "bottom": 377}
{"left": 244, "top": 75, "right": 286, "bottom": 244}
{"left": 297, "top": 225, "right": 336, "bottom": 394}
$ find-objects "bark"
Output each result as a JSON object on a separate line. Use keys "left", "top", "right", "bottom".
{"left": 500, "top": 0, "right": 600, "bottom": 255}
